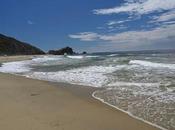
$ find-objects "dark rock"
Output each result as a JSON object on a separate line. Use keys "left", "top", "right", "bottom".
{"left": 0, "top": 34, "right": 45, "bottom": 55}
{"left": 82, "top": 51, "right": 87, "bottom": 55}
{"left": 48, "top": 47, "right": 74, "bottom": 55}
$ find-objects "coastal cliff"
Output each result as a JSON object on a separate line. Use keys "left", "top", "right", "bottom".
{"left": 0, "top": 34, "right": 45, "bottom": 55}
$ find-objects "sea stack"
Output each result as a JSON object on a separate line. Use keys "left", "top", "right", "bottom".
{"left": 48, "top": 46, "right": 74, "bottom": 55}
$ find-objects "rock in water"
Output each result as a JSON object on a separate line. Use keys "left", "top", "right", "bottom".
{"left": 48, "top": 47, "right": 74, "bottom": 55}
{"left": 82, "top": 51, "right": 87, "bottom": 55}
{"left": 0, "top": 34, "right": 45, "bottom": 55}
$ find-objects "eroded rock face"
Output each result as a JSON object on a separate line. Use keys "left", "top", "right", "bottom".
{"left": 48, "top": 47, "right": 74, "bottom": 55}
{"left": 0, "top": 34, "right": 45, "bottom": 55}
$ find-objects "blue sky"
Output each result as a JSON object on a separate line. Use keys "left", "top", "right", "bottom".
{"left": 1, "top": 0, "right": 175, "bottom": 52}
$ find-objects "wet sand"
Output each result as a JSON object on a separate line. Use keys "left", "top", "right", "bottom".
{"left": 0, "top": 56, "right": 161, "bottom": 130}
{"left": 0, "top": 55, "right": 34, "bottom": 62}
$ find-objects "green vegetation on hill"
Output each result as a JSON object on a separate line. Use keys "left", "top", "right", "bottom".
{"left": 0, "top": 34, "right": 45, "bottom": 55}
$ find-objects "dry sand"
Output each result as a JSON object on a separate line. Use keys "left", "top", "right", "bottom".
{"left": 0, "top": 56, "right": 161, "bottom": 130}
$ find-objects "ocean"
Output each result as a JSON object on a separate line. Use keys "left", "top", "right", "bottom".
{"left": 0, "top": 50, "right": 175, "bottom": 130}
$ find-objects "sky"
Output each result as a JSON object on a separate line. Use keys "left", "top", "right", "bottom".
{"left": 0, "top": 0, "right": 175, "bottom": 53}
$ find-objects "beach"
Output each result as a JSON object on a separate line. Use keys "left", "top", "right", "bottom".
{"left": 1, "top": 0, "right": 175, "bottom": 129}
{"left": 0, "top": 56, "right": 161, "bottom": 130}
{"left": 0, "top": 55, "right": 34, "bottom": 62}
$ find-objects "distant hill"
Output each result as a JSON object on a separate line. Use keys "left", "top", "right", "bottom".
{"left": 48, "top": 47, "right": 74, "bottom": 55}
{"left": 0, "top": 34, "right": 45, "bottom": 55}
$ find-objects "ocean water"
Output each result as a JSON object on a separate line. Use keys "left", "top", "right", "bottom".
{"left": 0, "top": 51, "right": 175, "bottom": 130}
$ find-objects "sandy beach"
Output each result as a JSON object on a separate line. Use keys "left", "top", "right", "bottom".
{"left": 0, "top": 56, "right": 161, "bottom": 130}
{"left": 0, "top": 55, "right": 34, "bottom": 63}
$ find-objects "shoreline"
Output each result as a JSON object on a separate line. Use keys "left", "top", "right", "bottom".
{"left": 0, "top": 56, "right": 162, "bottom": 130}
{"left": 0, "top": 72, "right": 161, "bottom": 130}
{"left": 0, "top": 55, "right": 35, "bottom": 63}
{"left": 50, "top": 81, "right": 167, "bottom": 130}
{"left": 25, "top": 76, "right": 168, "bottom": 130}
{"left": 53, "top": 81, "right": 166, "bottom": 130}
{"left": 92, "top": 90, "right": 167, "bottom": 130}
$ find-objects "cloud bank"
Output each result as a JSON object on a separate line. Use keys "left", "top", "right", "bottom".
{"left": 69, "top": 24, "right": 175, "bottom": 45}
{"left": 69, "top": 0, "right": 175, "bottom": 51}
{"left": 93, "top": 0, "right": 175, "bottom": 15}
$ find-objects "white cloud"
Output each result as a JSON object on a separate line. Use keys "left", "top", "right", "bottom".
{"left": 108, "top": 25, "right": 128, "bottom": 32}
{"left": 69, "top": 32, "right": 99, "bottom": 41}
{"left": 163, "top": 21, "right": 175, "bottom": 24}
{"left": 93, "top": 0, "right": 175, "bottom": 15}
{"left": 97, "top": 27, "right": 105, "bottom": 30}
{"left": 151, "top": 10, "right": 175, "bottom": 23}
{"left": 107, "top": 19, "right": 131, "bottom": 25}
{"left": 99, "top": 24, "right": 175, "bottom": 43}
{"left": 27, "top": 20, "right": 34, "bottom": 25}
{"left": 69, "top": 24, "right": 175, "bottom": 47}
{"left": 107, "top": 21, "right": 119, "bottom": 26}
{"left": 69, "top": 0, "right": 175, "bottom": 51}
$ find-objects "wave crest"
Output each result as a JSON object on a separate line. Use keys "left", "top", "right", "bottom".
{"left": 129, "top": 60, "right": 175, "bottom": 69}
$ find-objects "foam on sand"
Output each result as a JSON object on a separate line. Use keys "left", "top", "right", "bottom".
{"left": 92, "top": 91, "right": 168, "bottom": 130}
{"left": 108, "top": 81, "right": 160, "bottom": 87}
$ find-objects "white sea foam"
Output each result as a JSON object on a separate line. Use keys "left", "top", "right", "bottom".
{"left": 27, "top": 65, "right": 117, "bottom": 87}
{"left": 107, "top": 81, "right": 162, "bottom": 96}
{"left": 32, "top": 55, "right": 63, "bottom": 62}
{"left": 0, "top": 54, "right": 174, "bottom": 130}
{"left": 167, "top": 87, "right": 175, "bottom": 92}
{"left": 0, "top": 61, "right": 31, "bottom": 73}
{"left": 86, "top": 55, "right": 99, "bottom": 58}
{"left": 67, "top": 55, "right": 99, "bottom": 59}
{"left": 108, "top": 54, "right": 118, "bottom": 57}
{"left": 108, "top": 82, "right": 160, "bottom": 87}
{"left": 129, "top": 60, "right": 175, "bottom": 69}
{"left": 92, "top": 91, "right": 168, "bottom": 130}
{"left": 67, "top": 55, "right": 85, "bottom": 59}
{"left": 0, "top": 58, "right": 132, "bottom": 88}
{"left": 0, "top": 55, "right": 63, "bottom": 73}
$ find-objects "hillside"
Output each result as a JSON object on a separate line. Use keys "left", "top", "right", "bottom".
{"left": 0, "top": 34, "right": 45, "bottom": 55}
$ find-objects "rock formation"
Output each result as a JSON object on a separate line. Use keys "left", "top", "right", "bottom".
{"left": 48, "top": 47, "right": 74, "bottom": 55}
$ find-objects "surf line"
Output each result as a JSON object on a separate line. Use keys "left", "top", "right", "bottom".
{"left": 92, "top": 90, "right": 168, "bottom": 130}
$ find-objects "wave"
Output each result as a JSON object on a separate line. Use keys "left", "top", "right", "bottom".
{"left": 86, "top": 55, "right": 99, "bottom": 58}
{"left": 0, "top": 57, "right": 131, "bottom": 88}
{"left": 0, "top": 61, "right": 31, "bottom": 73}
{"left": 67, "top": 55, "right": 85, "bottom": 59}
{"left": 129, "top": 60, "right": 175, "bottom": 69}
{"left": 0, "top": 56, "right": 65, "bottom": 73}
{"left": 0, "top": 55, "right": 174, "bottom": 130}
{"left": 67, "top": 55, "right": 99, "bottom": 59}
{"left": 26, "top": 65, "right": 117, "bottom": 87}
{"left": 107, "top": 54, "right": 119, "bottom": 57}
{"left": 32, "top": 55, "right": 63, "bottom": 62}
